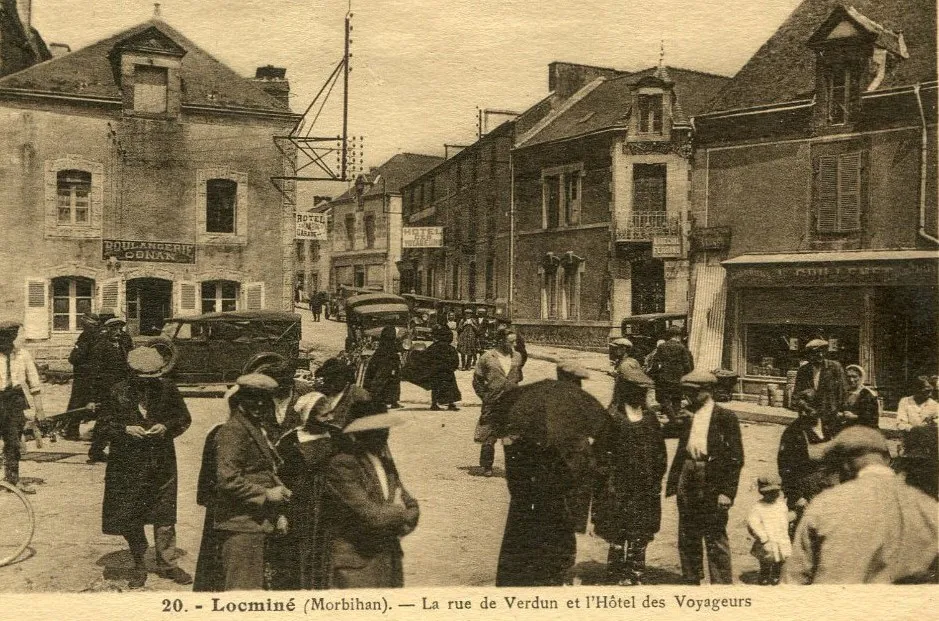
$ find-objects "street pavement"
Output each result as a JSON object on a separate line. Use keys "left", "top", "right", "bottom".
{"left": 4, "top": 310, "right": 791, "bottom": 591}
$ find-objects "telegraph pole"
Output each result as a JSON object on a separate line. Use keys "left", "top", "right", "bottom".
{"left": 341, "top": 11, "right": 351, "bottom": 180}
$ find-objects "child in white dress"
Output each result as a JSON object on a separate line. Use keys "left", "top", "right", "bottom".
{"left": 747, "top": 474, "right": 792, "bottom": 585}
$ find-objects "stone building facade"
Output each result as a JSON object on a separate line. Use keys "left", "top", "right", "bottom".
{"left": 0, "top": 18, "right": 300, "bottom": 366}
{"left": 511, "top": 65, "right": 728, "bottom": 348}
{"left": 687, "top": 0, "right": 938, "bottom": 407}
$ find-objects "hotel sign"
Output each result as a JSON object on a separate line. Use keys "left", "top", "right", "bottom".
{"left": 102, "top": 239, "right": 196, "bottom": 264}
{"left": 402, "top": 226, "right": 444, "bottom": 248}
{"left": 727, "top": 260, "right": 938, "bottom": 288}
{"left": 295, "top": 213, "right": 329, "bottom": 240}
{"left": 652, "top": 235, "right": 683, "bottom": 258}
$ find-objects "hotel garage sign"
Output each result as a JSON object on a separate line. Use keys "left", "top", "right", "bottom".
{"left": 102, "top": 239, "right": 196, "bottom": 264}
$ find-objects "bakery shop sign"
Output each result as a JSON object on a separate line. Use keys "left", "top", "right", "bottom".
{"left": 102, "top": 239, "right": 196, "bottom": 264}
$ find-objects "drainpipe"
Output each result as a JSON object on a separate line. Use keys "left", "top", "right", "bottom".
{"left": 914, "top": 83, "right": 939, "bottom": 244}
{"left": 508, "top": 147, "right": 515, "bottom": 317}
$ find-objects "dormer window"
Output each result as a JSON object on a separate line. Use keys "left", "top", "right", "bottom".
{"left": 638, "top": 94, "right": 663, "bottom": 134}
{"left": 134, "top": 65, "right": 168, "bottom": 114}
{"left": 826, "top": 64, "right": 850, "bottom": 125}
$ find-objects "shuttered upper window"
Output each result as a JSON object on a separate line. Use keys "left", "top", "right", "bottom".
{"left": 816, "top": 152, "right": 862, "bottom": 233}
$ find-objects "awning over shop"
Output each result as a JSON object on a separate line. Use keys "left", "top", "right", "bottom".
{"left": 722, "top": 250, "right": 938, "bottom": 288}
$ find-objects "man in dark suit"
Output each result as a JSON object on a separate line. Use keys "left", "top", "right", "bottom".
{"left": 323, "top": 409, "right": 419, "bottom": 588}
{"left": 196, "top": 373, "right": 292, "bottom": 591}
{"left": 793, "top": 339, "right": 848, "bottom": 431}
{"left": 665, "top": 370, "right": 744, "bottom": 585}
{"left": 650, "top": 325, "right": 694, "bottom": 422}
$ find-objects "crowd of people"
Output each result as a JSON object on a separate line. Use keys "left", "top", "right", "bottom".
{"left": 1, "top": 307, "right": 936, "bottom": 590}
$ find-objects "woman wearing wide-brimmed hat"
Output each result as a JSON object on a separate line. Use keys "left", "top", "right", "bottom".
{"left": 592, "top": 366, "right": 667, "bottom": 585}
{"left": 322, "top": 405, "right": 419, "bottom": 588}
{"left": 98, "top": 346, "right": 192, "bottom": 589}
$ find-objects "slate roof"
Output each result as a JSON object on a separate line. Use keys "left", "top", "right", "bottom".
{"left": 708, "top": 0, "right": 937, "bottom": 113}
{"left": 333, "top": 153, "right": 445, "bottom": 202}
{"left": 517, "top": 67, "right": 729, "bottom": 148}
{"left": 0, "top": 18, "right": 291, "bottom": 114}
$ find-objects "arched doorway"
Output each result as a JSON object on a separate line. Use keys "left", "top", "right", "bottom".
{"left": 126, "top": 278, "right": 173, "bottom": 336}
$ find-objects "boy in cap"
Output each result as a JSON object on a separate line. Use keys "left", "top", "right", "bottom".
{"left": 0, "top": 320, "right": 44, "bottom": 494}
{"left": 786, "top": 426, "right": 938, "bottom": 584}
{"left": 664, "top": 369, "right": 743, "bottom": 584}
{"left": 746, "top": 474, "right": 791, "bottom": 585}
{"left": 98, "top": 347, "right": 192, "bottom": 588}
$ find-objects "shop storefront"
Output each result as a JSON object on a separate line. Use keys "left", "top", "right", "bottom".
{"left": 723, "top": 251, "right": 938, "bottom": 409}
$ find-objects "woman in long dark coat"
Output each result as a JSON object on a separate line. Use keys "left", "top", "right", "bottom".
{"left": 592, "top": 367, "right": 667, "bottom": 586}
{"left": 363, "top": 325, "right": 402, "bottom": 408}
{"left": 99, "top": 347, "right": 192, "bottom": 588}
{"left": 266, "top": 358, "right": 359, "bottom": 590}
{"left": 424, "top": 326, "right": 461, "bottom": 411}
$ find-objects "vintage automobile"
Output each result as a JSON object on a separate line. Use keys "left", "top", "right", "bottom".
{"left": 344, "top": 292, "right": 413, "bottom": 385}
{"left": 330, "top": 284, "right": 384, "bottom": 322}
{"left": 141, "top": 310, "right": 302, "bottom": 384}
{"left": 618, "top": 311, "right": 688, "bottom": 366}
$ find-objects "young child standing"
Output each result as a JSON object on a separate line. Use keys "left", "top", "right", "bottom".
{"left": 747, "top": 474, "right": 792, "bottom": 585}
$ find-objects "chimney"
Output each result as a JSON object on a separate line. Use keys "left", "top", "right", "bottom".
{"left": 15, "top": 0, "right": 30, "bottom": 30}
{"left": 49, "top": 43, "right": 71, "bottom": 58}
{"left": 251, "top": 65, "right": 290, "bottom": 109}
{"left": 548, "top": 61, "right": 625, "bottom": 99}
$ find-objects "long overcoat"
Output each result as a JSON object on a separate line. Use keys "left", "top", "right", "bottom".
{"left": 100, "top": 378, "right": 191, "bottom": 535}
{"left": 66, "top": 328, "right": 99, "bottom": 411}
{"left": 323, "top": 445, "right": 419, "bottom": 588}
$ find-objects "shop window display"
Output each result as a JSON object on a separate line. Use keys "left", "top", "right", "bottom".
{"left": 744, "top": 324, "right": 859, "bottom": 378}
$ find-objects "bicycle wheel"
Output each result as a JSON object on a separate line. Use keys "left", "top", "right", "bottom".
{"left": 0, "top": 480, "right": 35, "bottom": 567}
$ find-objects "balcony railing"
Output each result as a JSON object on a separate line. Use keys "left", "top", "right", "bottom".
{"left": 617, "top": 211, "right": 681, "bottom": 242}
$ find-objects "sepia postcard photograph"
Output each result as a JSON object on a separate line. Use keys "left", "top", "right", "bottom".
{"left": 0, "top": 1, "right": 936, "bottom": 619}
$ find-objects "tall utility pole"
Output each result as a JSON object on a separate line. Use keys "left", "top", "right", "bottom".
{"left": 341, "top": 11, "right": 351, "bottom": 181}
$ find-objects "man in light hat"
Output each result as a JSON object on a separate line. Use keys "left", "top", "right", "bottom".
{"left": 609, "top": 338, "right": 644, "bottom": 412}
{"left": 786, "top": 426, "right": 938, "bottom": 584}
{"left": 196, "top": 373, "right": 293, "bottom": 591}
{"left": 793, "top": 339, "right": 848, "bottom": 431}
{"left": 648, "top": 325, "right": 694, "bottom": 424}
{"left": 322, "top": 396, "right": 419, "bottom": 588}
{"left": 473, "top": 327, "right": 524, "bottom": 477}
{"left": 0, "top": 320, "right": 44, "bottom": 494}
{"left": 664, "top": 369, "right": 743, "bottom": 584}
{"left": 98, "top": 346, "right": 192, "bottom": 588}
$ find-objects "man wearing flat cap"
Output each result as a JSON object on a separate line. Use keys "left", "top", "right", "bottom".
{"left": 648, "top": 325, "right": 694, "bottom": 424}
{"left": 196, "top": 373, "right": 293, "bottom": 591}
{"left": 98, "top": 347, "right": 192, "bottom": 588}
{"left": 786, "top": 426, "right": 938, "bottom": 584}
{"left": 665, "top": 369, "right": 744, "bottom": 585}
{"left": 793, "top": 339, "right": 848, "bottom": 431}
{"left": 0, "top": 320, "right": 44, "bottom": 494}
{"left": 87, "top": 316, "right": 134, "bottom": 462}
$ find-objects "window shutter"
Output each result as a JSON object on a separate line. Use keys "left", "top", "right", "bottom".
{"left": 838, "top": 152, "right": 862, "bottom": 231}
{"left": 816, "top": 155, "right": 838, "bottom": 232}
{"left": 175, "top": 281, "right": 199, "bottom": 316}
{"left": 98, "top": 277, "right": 124, "bottom": 315}
{"left": 569, "top": 174, "right": 582, "bottom": 225}
{"left": 23, "top": 279, "right": 49, "bottom": 340}
{"left": 244, "top": 282, "right": 265, "bottom": 310}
